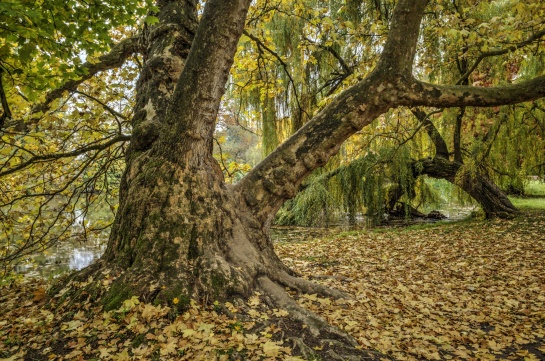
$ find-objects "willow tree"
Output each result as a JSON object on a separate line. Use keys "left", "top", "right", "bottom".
{"left": 2, "top": 0, "right": 545, "bottom": 355}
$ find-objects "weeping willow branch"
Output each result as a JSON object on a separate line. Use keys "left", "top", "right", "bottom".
{"left": 243, "top": 30, "right": 309, "bottom": 121}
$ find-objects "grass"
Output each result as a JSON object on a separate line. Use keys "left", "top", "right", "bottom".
{"left": 508, "top": 180, "right": 545, "bottom": 210}
{"left": 525, "top": 179, "right": 545, "bottom": 196}
{"left": 510, "top": 197, "right": 545, "bottom": 209}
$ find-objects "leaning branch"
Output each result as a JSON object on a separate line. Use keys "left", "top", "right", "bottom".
{"left": 410, "top": 108, "right": 449, "bottom": 158}
{"left": 29, "top": 36, "right": 140, "bottom": 120}
{"left": 234, "top": 0, "right": 429, "bottom": 225}
{"left": 407, "top": 75, "right": 545, "bottom": 108}
{"left": 0, "top": 134, "right": 131, "bottom": 178}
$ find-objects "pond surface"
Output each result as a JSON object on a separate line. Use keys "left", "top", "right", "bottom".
{"left": 14, "top": 207, "right": 474, "bottom": 279}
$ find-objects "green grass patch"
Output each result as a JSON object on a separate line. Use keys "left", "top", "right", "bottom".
{"left": 509, "top": 196, "right": 545, "bottom": 209}
{"left": 525, "top": 180, "right": 545, "bottom": 196}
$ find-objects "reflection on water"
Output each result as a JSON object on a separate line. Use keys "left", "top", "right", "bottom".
{"left": 16, "top": 207, "right": 474, "bottom": 278}
{"left": 14, "top": 237, "right": 107, "bottom": 279}
{"left": 69, "top": 248, "right": 100, "bottom": 270}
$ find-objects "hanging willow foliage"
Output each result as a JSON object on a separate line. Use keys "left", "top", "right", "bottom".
{"left": 276, "top": 144, "right": 422, "bottom": 226}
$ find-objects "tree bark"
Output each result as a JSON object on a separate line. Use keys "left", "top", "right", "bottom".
{"left": 417, "top": 157, "right": 519, "bottom": 219}
{"left": 411, "top": 109, "right": 518, "bottom": 218}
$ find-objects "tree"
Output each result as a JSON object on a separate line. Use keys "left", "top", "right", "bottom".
{"left": 228, "top": 0, "right": 545, "bottom": 224}
{"left": 2, "top": 0, "right": 545, "bottom": 356}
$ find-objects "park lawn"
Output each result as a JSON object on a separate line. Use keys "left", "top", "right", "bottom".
{"left": 1, "top": 210, "right": 544, "bottom": 360}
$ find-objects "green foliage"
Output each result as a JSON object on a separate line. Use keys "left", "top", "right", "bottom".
{"left": 276, "top": 144, "right": 420, "bottom": 226}
{"left": 276, "top": 170, "right": 337, "bottom": 226}
{"left": 1, "top": 0, "right": 144, "bottom": 275}
{"left": 0, "top": 0, "right": 154, "bottom": 102}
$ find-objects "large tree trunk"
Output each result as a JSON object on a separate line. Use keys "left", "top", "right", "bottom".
{"left": 57, "top": 0, "right": 351, "bottom": 344}
{"left": 419, "top": 157, "right": 519, "bottom": 218}
{"left": 69, "top": 0, "right": 290, "bottom": 307}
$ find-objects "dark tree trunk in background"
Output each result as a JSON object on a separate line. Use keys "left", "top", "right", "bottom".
{"left": 412, "top": 108, "right": 519, "bottom": 219}
{"left": 417, "top": 157, "right": 519, "bottom": 218}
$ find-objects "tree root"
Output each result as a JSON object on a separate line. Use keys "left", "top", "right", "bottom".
{"left": 275, "top": 271, "right": 353, "bottom": 299}
{"left": 258, "top": 276, "right": 357, "bottom": 344}
{"left": 258, "top": 276, "right": 387, "bottom": 360}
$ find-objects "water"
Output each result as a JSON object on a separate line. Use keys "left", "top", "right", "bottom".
{"left": 13, "top": 207, "right": 474, "bottom": 278}
{"left": 13, "top": 237, "right": 106, "bottom": 279}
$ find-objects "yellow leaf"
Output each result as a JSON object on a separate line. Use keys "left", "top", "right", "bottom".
{"left": 262, "top": 340, "right": 281, "bottom": 357}
{"left": 121, "top": 296, "right": 140, "bottom": 310}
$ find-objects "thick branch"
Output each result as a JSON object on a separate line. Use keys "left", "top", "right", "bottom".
{"left": 0, "top": 134, "right": 130, "bottom": 178}
{"left": 0, "top": 67, "right": 12, "bottom": 130}
{"left": 234, "top": 0, "right": 431, "bottom": 226}
{"left": 406, "top": 75, "right": 545, "bottom": 108}
{"left": 453, "top": 107, "right": 465, "bottom": 163}
{"left": 167, "top": 0, "right": 251, "bottom": 143}
{"left": 234, "top": 71, "right": 389, "bottom": 226}
{"left": 376, "top": 0, "right": 429, "bottom": 76}
{"left": 29, "top": 36, "right": 140, "bottom": 119}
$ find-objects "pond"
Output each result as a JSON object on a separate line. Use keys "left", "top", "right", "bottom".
{"left": 13, "top": 207, "right": 475, "bottom": 279}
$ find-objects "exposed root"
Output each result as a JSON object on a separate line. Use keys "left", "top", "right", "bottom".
{"left": 275, "top": 271, "right": 353, "bottom": 299}
{"left": 257, "top": 276, "right": 387, "bottom": 360}
{"left": 258, "top": 276, "right": 357, "bottom": 345}
{"left": 288, "top": 337, "right": 316, "bottom": 359}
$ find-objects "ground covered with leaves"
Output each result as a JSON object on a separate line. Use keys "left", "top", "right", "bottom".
{"left": 1, "top": 210, "right": 544, "bottom": 360}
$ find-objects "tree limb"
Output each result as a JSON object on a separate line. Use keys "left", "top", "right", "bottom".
{"left": 164, "top": 0, "right": 252, "bottom": 159}
{"left": 455, "top": 29, "right": 545, "bottom": 85}
{"left": 410, "top": 108, "right": 449, "bottom": 158}
{"left": 0, "top": 134, "right": 130, "bottom": 178}
{"left": 0, "top": 67, "right": 12, "bottom": 130}
{"left": 27, "top": 36, "right": 140, "bottom": 122}
{"left": 234, "top": 0, "right": 430, "bottom": 226}
{"left": 406, "top": 75, "right": 545, "bottom": 108}
{"left": 234, "top": 0, "right": 545, "bottom": 227}
{"left": 72, "top": 90, "right": 129, "bottom": 121}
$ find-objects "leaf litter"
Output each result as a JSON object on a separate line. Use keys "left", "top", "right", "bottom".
{"left": 1, "top": 210, "right": 544, "bottom": 360}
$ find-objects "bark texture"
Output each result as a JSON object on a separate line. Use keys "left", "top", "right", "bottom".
{"left": 411, "top": 109, "right": 518, "bottom": 219}
{"left": 418, "top": 157, "right": 519, "bottom": 219}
